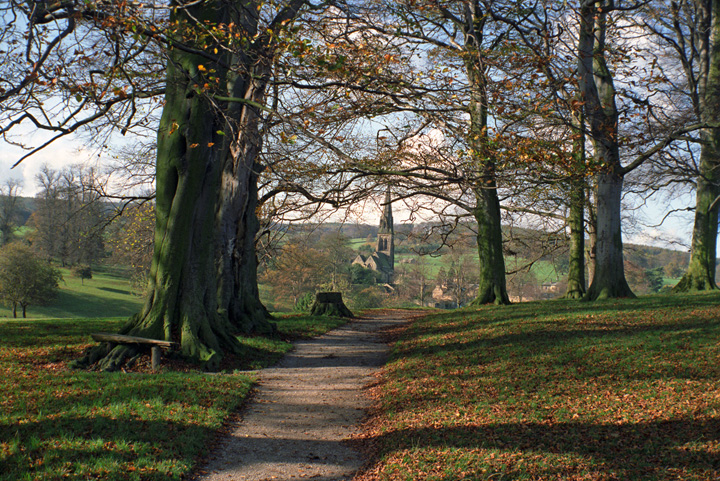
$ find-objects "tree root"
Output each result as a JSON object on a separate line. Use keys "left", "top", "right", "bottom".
{"left": 672, "top": 273, "right": 718, "bottom": 293}
{"left": 70, "top": 343, "right": 140, "bottom": 372}
{"left": 469, "top": 285, "right": 511, "bottom": 306}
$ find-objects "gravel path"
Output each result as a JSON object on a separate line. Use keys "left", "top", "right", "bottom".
{"left": 194, "top": 310, "right": 411, "bottom": 481}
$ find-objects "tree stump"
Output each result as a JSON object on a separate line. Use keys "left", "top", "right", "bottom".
{"left": 310, "top": 292, "right": 354, "bottom": 318}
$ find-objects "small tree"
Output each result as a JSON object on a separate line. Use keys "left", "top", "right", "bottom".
{"left": 0, "top": 180, "right": 22, "bottom": 247}
{"left": 0, "top": 244, "right": 61, "bottom": 318}
{"left": 72, "top": 265, "right": 93, "bottom": 285}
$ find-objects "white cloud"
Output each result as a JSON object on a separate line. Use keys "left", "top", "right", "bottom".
{"left": 0, "top": 131, "right": 94, "bottom": 196}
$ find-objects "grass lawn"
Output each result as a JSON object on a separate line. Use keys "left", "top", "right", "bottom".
{"left": 0, "top": 314, "right": 348, "bottom": 481}
{"left": 360, "top": 293, "right": 720, "bottom": 480}
{"left": 0, "top": 265, "right": 144, "bottom": 320}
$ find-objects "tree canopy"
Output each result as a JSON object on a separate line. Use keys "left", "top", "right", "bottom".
{"left": 0, "top": 243, "right": 62, "bottom": 318}
{"left": 3, "top": 0, "right": 720, "bottom": 368}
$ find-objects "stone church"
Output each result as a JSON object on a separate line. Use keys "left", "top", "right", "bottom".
{"left": 352, "top": 190, "right": 395, "bottom": 283}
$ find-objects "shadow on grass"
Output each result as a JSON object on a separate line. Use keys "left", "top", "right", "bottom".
{"left": 400, "top": 317, "right": 720, "bottom": 381}
{"left": 0, "top": 318, "right": 126, "bottom": 348}
{"left": 96, "top": 286, "right": 133, "bottom": 296}
{"left": 91, "top": 265, "right": 133, "bottom": 280}
{"left": 372, "top": 417, "right": 720, "bottom": 479}
{"left": 39, "top": 289, "right": 142, "bottom": 319}
{"left": 0, "top": 416, "right": 215, "bottom": 481}
{"left": 412, "top": 292, "right": 720, "bottom": 337}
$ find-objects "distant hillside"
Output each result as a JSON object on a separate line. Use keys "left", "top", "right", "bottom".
{"left": 8, "top": 199, "right": 694, "bottom": 274}
{"left": 277, "top": 221, "right": 692, "bottom": 273}
{"left": 624, "top": 243, "right": 690, "bottom": 273}
{"left": 10, "top": 196, "right": 36, "bottom": 226}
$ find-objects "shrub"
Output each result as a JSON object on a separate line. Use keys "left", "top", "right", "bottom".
{"left": 0, "top": 243, "right": 62, "bottom": 317}
{"left": 71, "top": 264, "right": 93, "bottom": 285}
{"left": 293, "top": 292, "right": 315, "bottom": 313}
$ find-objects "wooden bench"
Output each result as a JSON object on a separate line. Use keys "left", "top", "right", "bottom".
{"left": 91, "top": 332, "right": 178, "bottom": 371}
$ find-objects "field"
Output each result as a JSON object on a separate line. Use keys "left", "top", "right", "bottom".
{"left": 360, "top": 293, "right": 720, "bottom": 480}
{"left": 0, "top": 267, "right": 347, "bottom": 481}
{"left": 0, "top": 265, "right": 143, "bottom": 320}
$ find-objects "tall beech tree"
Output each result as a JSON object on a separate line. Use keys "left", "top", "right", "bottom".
{"left": 487, "top": 0, "right": 713, "bottom": 300}
{"left": 2, "top": 0, "right": 324, "bottom": 369}
{"left": 641, "top": 0, "right": 720, "bottom": 292}
{"left": 574, "top": 0, "right": 719, "bottom": 299}
{"left": 352, "top": 0, "right": 531, "bottom": 305}
{"left": 88, "top": 0, "right": 311, "bottom": 370}
{"left": 486, "top": 3, "right": 591, "bottom": 299}
{"left": 576, "top": 0, "right": 635, "bottom": 299}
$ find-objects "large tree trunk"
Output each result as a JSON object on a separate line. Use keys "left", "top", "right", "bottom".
{"left": 75, "top": 1, "right": 269, "bottom": 371}
{"left": 584, "top": 172, "right": 634, "bottom": 300}
{"left": 105, "top": 25, "right": 239, "bottom": 370}
{"left": 471, "top": 185, "right": 510, "bottom": 305}
{"left": 578, "top": 0, "right": 633, "bottom": 300}
{"left": 675, "top": 0, "right": 720, "bottom": 292}
{"left": 675, "top": 150, "right": 720, "bottom": 291}
{"left": 463, "top": 11, "right": 510, "bottom": 306}
{"left": 216, "top": 27, "right": 274, "bottom": 334}
{"left": 218, "top": 163, "right": 274, "bottom": 333}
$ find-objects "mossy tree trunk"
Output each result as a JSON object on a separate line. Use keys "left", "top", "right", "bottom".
{"left": 310, "top": 292, "right": 353, "bottom": 318}
{"left": 77, "top": 0, "right": 286, "bottom": 371}
{"left": 578, "top": 0, "right": 634, "bottom": 301}
{"left": 565, "top": 178, "right": 587, "bottom": 299}
{"left": 471, "top": 184, "right": 510, "bottom": 305}
{"left": 564, "top": 113, "right": 587, "bottom": 299}
{"left": 104, "top": 0, "right": 236, "bottom": 371}
{"left": 675, "top": 163, "right": 720, "bottom": 291}
{"left": 675, "top": 0, "right": 720, "bottom": 292}
{"left": 215, "top": 13, "right": 274, "bottom": 334}
{"left": 463, "top": 10, "right": 509, "bottom": 306}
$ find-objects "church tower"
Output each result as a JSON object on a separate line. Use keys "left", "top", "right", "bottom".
{"left": 376, "top": 189, "right": 394, "bottom": 276}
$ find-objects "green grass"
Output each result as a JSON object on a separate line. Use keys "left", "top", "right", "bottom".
{"left": 363, "top": 293, "right": 720, "bottom": 480}
{"left": 350, "top": 238, "right": 371, "bottom": 249}
{"left": 0, "top": 311, "right": 350, "bottom": 480}
{"left": 0, "top": 266, "right": 144, "bottom": 320}
{"left": 274, "top": 314, "right": 348, "bottom": 338}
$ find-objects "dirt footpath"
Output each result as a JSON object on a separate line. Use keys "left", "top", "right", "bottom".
{"left": 194, "top": 310, "right": 411, "bottom": 481}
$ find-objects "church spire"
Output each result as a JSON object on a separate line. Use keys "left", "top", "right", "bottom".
{"left": 376, "top": 188, "right": 395, "bottom": 281}
{"left": 378, "top": 188, "right": 394, "bottom": 235}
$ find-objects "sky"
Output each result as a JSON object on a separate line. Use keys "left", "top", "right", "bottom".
{"left": 0, "top": 130, "right": 94, "bottom": 195}
{"left": 0, "top": 126, "right": 699, "bottom": 253}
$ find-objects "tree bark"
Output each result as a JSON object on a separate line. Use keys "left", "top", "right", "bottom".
{"left": 675, "top": 0, "right": 720, "bottom": 292}
{"left": 75, "top": 0, "right": 277, "bottom": 371}
{"left": 471, "top": 184, "right": 510, "bottom": 305}
{"left": 216, "top": 15, "right": 275, "bottom": 334}
{"left": 675, "top": 148, "right": 720, "bottom": 291}
{"left": 463, "top": 9, "right": 510, "bottom": 306}
{"left": 584, "top": 172, "right": 634, "bottom": 299}
{"left": 578, "top": 0, "right": 633, "bottom": 300}
{"left": 565, "top": 112, "right": 587, "bottom": 299}
{"left": 565, "top": 178, "right": 586, "bottom": 298}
